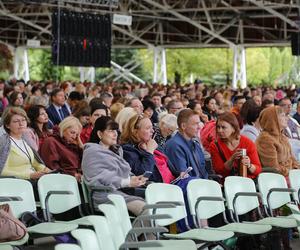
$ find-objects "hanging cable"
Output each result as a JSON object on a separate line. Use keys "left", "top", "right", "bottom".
{"left": 56, "top": 0, "right": 61, "bottom": 84}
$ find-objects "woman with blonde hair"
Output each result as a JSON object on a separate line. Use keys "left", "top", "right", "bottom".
{"left": 115, "top": 107, "right": 137, "bottom": 132}
{"left": 110, "top": 102, "right": 124, "bottom": 121}
{"left": 121, "top": 114, "right": 178, "bottom": 183}
{"left": 40, "top": 116, "right": 83, "bottom": 181}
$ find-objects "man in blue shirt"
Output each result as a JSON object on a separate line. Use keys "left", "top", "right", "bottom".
{"left": 165, "top": 109, "right": 208, "bottom": 179}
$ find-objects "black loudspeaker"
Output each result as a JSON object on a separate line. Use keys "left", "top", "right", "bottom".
{"left": 291, "top": 33, "right": 300, "bottom": 56}
{"left": 52, "top": 10, "right": 111, "bottom": 67}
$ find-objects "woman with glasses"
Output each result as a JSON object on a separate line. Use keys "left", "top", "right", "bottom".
{"left": 82, "top": 116, "right": 147, "bottom": 215}
{"left": 0, "top": 107, "right": 50, "bottom": 180}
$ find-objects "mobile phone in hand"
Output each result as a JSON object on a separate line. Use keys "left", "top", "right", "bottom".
{"left": 143, "top": 171, "right": 152, "bottom": 178}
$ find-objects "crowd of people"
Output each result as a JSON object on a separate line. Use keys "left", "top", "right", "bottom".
{"left": 0, "top": 78, "right": 300, "bottom": 248}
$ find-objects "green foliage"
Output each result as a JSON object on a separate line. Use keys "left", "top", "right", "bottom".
{"left": 26, "top": 46, "right": 295, "bottom": 87}
{"left": 28, "top": 49, "right": 64, "bottom": 81}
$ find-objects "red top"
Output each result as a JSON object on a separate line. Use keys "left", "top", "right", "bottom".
{"left": 80, "top": 125, "right": 93, "bottom": 144}
{"left": 209, "top": 135, "right": 261, "bottom": 179}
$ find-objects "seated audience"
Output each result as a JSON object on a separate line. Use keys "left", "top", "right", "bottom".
{"left": 9, "top": 91, "right": 24, "bottom": 107}
{"left": 40, "top": 116, "right": 83, "bottom": 181}
{"left": 240, "top": 105, "right": 262, "bottom": 142}
{"left": 27, "top": 105, "right": 52, "bottom": 149}
{"left": 202, "top": 97, "right": 217, "bottom": 121}
{"left": 142, "top": 99, "right": 156, "bottom": 119}
{"left": 80, "top": 103, "right": 108, "bottom": 144}
{"left": 110, "top": 102, "right": 124, "bottom": 121}
{"left": 82, "top": 116, "right": 146, "bottom": 214}
{"left": 153, "top": 112, "right": 177, "bottom": 148}
{"left": 165, "top": 109, "right": 208, "bottom": 179}
{"left": 256, "top": 106, "right": 300, "bottom": 176}
{"left": 210, "top": 112, "right": 261, "bottom": 180}
{"left": 121, "top": 114, "right": 163, "bottom": 182}
{"left": 115, "top": 107, "right": 137, "bottom": 132}
{"left": 0, "top": 107, "right": 50, "bottom": 180}
{"left": 46, "top": 88, "right": 71, "bottom": 127}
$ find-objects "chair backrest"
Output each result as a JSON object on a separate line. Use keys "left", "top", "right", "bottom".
{"left": 224, "top": 176, "right": 259, "bottom": 215}
{"left": 38, "top": 174, "right": 81, "bottom": 214}
{"left": 55, "top": 244, "right": 81, "bottom": 250}
{"left": 80, "top": 176, "right": 89, "bottom": 205}
{"left": 85, "top": 216, "right": 116, "bottom": 250}
{"left": 258, "top": 173, "right": 291, "bottom": 209}
{"left": 98, "top": 204, "right": 126, "bottom": 250}
{"left": 289, "top": 169, "right": 300, "bottom": 203}
{"left": 0, "top": 178, "right": 36, "bottom": 218}
{"left": 71, "top": 229, "right": 100, "bottom": 250}
{"left": 145, "top": 183, "right": 187, "bottom": 226}
{"left": 187, "top": 179, "right": 225, "bottom": 219}
{"left": 108, "top": 194, "right": 132, "bottom": 237}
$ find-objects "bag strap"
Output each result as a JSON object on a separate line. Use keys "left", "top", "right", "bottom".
{"left": 214, "top": 140, "right": 227, "bottom": 163}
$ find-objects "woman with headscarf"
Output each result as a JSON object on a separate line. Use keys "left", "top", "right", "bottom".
{"left": 256, "top": 106, "right": 300, "bottom": 176}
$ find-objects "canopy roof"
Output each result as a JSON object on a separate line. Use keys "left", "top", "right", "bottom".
{"left": 0, "top": 0, "right": 300, "bottom": 49}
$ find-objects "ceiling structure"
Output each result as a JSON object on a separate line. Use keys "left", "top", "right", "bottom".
{"left": 0, "top": 0, "right": 300, "bottom": 50}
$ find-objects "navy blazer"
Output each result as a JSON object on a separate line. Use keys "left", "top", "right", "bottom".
{"left": 46, "top": 104, "right": 70, "bottom": 127}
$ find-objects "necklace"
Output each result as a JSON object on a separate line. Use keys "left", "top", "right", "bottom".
{"left": 10, "top": 137, "right": 32, "bottom": 165}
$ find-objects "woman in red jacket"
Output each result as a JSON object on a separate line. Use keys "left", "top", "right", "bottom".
{"left": 209, "top": 112, "right": 261, "bottom": 180}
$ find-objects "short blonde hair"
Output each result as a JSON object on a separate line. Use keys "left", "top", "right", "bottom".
{"left": 115, "top": 107, "right": 137, "bottom": 132}
{"left": 110, "top": 102, "right": 125, "bottom": 121}
{"left": 2, "top": 107, "right": 29, "bottom": 133}
{"left": 58, "top": 116, "right": 82, "bottom": 137}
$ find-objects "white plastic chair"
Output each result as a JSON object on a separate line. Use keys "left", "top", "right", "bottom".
{"left": 226, "top": 175, "right": 297, "bottom": 229}
{"left": 145, "top": 183, "right": 235, "bottom": 249}
{"left": 187, "top": 178, "right": 271, "bottom": 235}
{"left": 71, "top": 229, "right": 100, "bottom": 250}
{"left": 55, "top": 244, "right": 81, "bottom": 250}
{"left": 0, "top": 178, "right": 78, "bottom": 236}
{"left": 99, "top": 203, "right": 197, "bottom": 250}
{"left": 38, "top": 174, "right": 91, "bottom": 226}
{"left": 289, "top": 169, "right": 300, "bottom": 204}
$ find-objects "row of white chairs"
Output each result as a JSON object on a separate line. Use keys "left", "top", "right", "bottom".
{"left": 1, "top": 170, "right": 300, "bottom": 249}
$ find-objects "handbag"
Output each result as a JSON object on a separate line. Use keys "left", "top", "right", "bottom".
{"left": 0, "top": 204, "right": 27, "bottom": 242}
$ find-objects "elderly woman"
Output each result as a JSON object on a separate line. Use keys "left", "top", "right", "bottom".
{"left": 82, "top": 116, "right": 147, "bottom": 215}
{"left": 153, "top": 112, "right": 177, "bottom": 148}
{"left": 210, "top": 112, "right": 261, "bottom": 180}
{"left": 256, "top": 106, "right": 300, "bottom": 176}
{"left": 39, "top": 116, "right": 83, "bottom": 181}
{"left": 0, "top": 107, "right": 50, "bottom": 180}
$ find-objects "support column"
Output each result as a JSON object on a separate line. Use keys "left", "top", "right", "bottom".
{"left": 153, "top": 46, "right": 168, "bottom": 85}
{"left": 232, "top": 45, "right": 247, "bottom": 89}
{"left": 79, "top": 67, "right": 95, "bottom": 83}
{"left": 13, "top": 47, "right": 30, "bottom": 82}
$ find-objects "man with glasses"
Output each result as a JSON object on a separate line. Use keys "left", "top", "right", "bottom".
{"left": 279, "top": 97, "right": 300, "bottom": 139}
{"left": 166, "top": 100, "right": 184, "bottom": 115}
